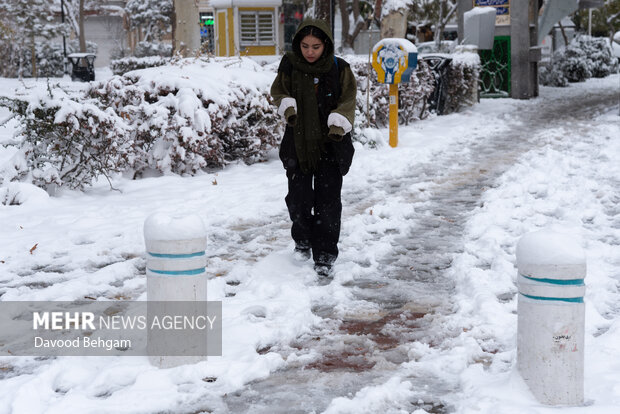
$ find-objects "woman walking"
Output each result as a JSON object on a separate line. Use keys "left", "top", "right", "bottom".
{"left": 270, "top": 19, "right": 357, "bottom": 276}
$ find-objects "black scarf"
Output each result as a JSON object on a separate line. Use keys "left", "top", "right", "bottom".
{"left": 286, "top": 51, "right": 334, "bottom": 174}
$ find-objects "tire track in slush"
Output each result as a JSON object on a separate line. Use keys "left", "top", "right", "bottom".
{"left": 219, "top": 86, "right": 618, "bottom": 413}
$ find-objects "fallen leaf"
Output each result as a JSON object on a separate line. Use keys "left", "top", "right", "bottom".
{"left": 0, "top": 260, "right": 5, "bottom": 264}
{"left": 212, "top": 179, "right": 218, "bottom": 185}
{"left": 369, "top": 209, "right": 373, "bottom": 215}
{"left": 29, "top": 244, "right": 38, "bottom": 254}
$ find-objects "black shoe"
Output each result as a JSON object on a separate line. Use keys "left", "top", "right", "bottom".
{"left": 314, "top": 263, "right": 332, "bottom": 277}
{"left": 293, "top": 246, "right": 311, "bottom": 261}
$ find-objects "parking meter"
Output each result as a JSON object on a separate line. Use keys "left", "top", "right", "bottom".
{"left": 372, "top": 39, "right": 418, "bottom": 147}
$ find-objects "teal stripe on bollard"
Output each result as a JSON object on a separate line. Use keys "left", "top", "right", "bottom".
{"left": 147, "top": 268, "right": 206, "bottom": 276}
{"left": 520, "top": 293, "right": 584, "bottom": 303}
{"left": 147, "top": 251, "right": 206, "bottom": 259}
{"left": 521, "top": 275, "right": 584, "bottom": 286}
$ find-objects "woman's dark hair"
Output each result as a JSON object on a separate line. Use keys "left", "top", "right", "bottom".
{"left": 293, "top": 25, "right": 333, "bottom": 58}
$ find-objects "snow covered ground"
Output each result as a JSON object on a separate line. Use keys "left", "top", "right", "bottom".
{"left": 0, "top": 70, "right": 619, "bottom": 413}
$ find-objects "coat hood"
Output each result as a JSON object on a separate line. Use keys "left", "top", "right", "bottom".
{"left": 292, "top": 19, "right": 334, "bottom": 59}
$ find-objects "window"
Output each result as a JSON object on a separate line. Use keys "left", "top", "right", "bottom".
{"left": 239, "top": 11, "right": 275, "bottom": 46}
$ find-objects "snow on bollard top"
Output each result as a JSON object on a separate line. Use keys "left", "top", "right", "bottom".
{"left": 464, "top": 6, "right": 497, "bottom": 20}
{"left": 144, "top": 212, "right": 207, "bottom": 254}
{"left": 516, "top": 228, "right": 586, "bottom": 280}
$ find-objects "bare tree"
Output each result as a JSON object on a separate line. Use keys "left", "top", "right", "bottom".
{"left": 433, "top": 0, "right": 456, "bottom": 49}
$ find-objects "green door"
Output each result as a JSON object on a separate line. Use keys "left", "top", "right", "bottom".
{"left": 479, "top": 36, "right": 511, "bottom": 98}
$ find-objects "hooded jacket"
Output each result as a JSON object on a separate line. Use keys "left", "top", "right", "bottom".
{"left": 270, "top": 19, "right": 357, "bottom": 176}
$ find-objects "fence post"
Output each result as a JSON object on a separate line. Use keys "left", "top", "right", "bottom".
{"left": 516, "top": 229, "right": 586, "bottom": 405}
{"left": 143, "top": 212, "right": 208, "bottom": 368}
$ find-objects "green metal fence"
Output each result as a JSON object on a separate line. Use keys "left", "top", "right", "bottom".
{"left": 479, "top": 36, "right": 511, "bottom": 98}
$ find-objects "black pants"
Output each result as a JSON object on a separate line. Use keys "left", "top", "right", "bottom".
{"left": 285, "top": 161, "right": 343, "bottom": 266}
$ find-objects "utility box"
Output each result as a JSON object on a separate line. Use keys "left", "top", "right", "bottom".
{"left": 463, "top": 7, "right": 496, "bottom": 50}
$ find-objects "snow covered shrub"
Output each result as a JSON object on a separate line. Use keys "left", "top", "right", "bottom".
{"left": 559, "top": 44, "right": 592, "bottom": 82}
{"left": 575, "top": 36, "right": 618, "bottom": 78}
{"left": 110, "top": 56, "right": 171, "bottom": 76}
{"left": 540, "top": 35, "right": 618, "bottom": 86}
{"left": 0, "top": 93, "right": 131, "bottom": 190}
{"left": 443, "top": 52, "right": 480, "bottom": 114}
{"left": 1, "top": 58, "right": 281, "bottom": 190}
{"left": 208, "top": 86, "right": 280, "bottom": 164}
{"left": 85, "top": 74, "right": 220, "bottom": 176}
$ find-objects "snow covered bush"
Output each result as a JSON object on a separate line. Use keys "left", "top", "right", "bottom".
{"left": 0, "top": 57, "right": 280, "bottom": 190}
{"left": 538, "top": 64, "right": 569, "bottom": 87}
{"left": 110, "top": 56, "right": 171, "bottom": 76}
{"left": 443, "top": 52, "right": 480, "bottom": 114}
{"left": 0, "top": 93, "right": 130, "bottom": 190}
{"left": 0, "top": 54, "right": 478, "bottom": 191}
{"left": 539, "top": 35, "right": 618, "bottom": 86}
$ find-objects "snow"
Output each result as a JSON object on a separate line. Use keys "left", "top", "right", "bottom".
{"left": 1, "top": 66, "right": 620, "bottom": 413}
{"left": 465, "top": 6, "right": 497, "bottom": 18}
{"left": 374, "top": 37, "right": 418, "bottom": 54}
{"left": 516, "top": 228, "right": 586, "bottom": 269}
{"left": 381, "top": 0, "right": 411, "bottom": 18}
{"left": 143, "top": 213, "right": 207, "bottom": 242}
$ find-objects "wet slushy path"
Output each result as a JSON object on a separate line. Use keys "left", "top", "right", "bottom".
{"left": 220, "top": 85, "right": 618, "bottom": 413}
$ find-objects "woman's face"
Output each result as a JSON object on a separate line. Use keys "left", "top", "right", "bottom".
{"left": 300, "top": 34, "right": 324, "bottom": 63}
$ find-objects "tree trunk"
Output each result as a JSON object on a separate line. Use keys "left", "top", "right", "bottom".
{"left": 171, "top": 0, "right": 177, "bottom": 55}
{"left": 79, "top": 0, "right": 86, "bottom": 52}
{"left": 31, "top": 34, "right": 37, "bottom": 78}
{"left": 173, "top": 0, "right": 200, "bottom": 57}
{"left": 434, "top": 0, "right": 444, "bottom": 50}
{"left": 374, "top": 0, "right": 382, "bottom": 24}
{"left": 339, "top": 0, "right": 351, "bottom": 48}
{"left": 315, "top": 0, "right": 331, "bottom": 21}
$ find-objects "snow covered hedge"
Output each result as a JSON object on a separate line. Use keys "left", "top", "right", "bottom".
{"left": 539, "top": 35, "right": 618, "bottom": 87}
{"left": 0, "top": 54, "right": 479, "bottom": 191}
{"left": 110, "top": 56, "right": 171, "bottom": 76}
{"left": 0, "top": 57, "right": 280, "bottom": 190}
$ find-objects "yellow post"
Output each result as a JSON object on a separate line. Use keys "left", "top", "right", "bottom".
{"left": 389, "top": 83, "right": 399, "bottom": 147}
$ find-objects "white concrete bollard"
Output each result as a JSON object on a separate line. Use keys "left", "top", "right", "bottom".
{"left": 516, "top": 229, "right": 586, "bottom": 406}
{"left": 143, "top": 212, "right": 208, "bottom": 368}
